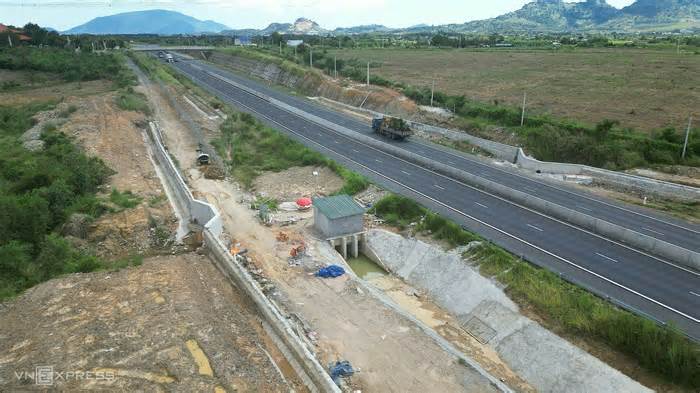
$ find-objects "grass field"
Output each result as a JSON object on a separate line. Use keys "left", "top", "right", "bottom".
{"left": 329, "top": 48, "right": 699, "bottom": 133}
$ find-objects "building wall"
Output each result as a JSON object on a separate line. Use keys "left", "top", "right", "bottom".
{"left": 313, "top": 207, "right": 364, "bottom": 239}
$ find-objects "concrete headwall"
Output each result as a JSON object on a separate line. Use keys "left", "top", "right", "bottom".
{"left": 147, "top": 122, "right": 221, "bottom": 235}
{"left": 145, "top": 121, "right": 339, "bottom": 393}
{"left": 201, "top": 71, "right": 699, "bottom": 270}
{"left": 365, "top": 229, "right": 652, "bottom": 393}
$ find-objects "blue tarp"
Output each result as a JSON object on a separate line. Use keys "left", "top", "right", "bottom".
{"left": 329, "top": 360, "right": 354, "bottom": 385}
{"left": 316, "top": 265, "right": 345, "bottom": 278}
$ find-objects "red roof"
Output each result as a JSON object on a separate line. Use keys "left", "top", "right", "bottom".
{"left": 0, "top": 24, "right": 8, "bottom": 33}
{"left": 18, "top": 34, "right": 31, "bottom": 41}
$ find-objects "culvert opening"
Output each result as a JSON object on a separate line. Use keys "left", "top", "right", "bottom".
{"left": 347, "top": 253, "right": 386, "bottom": 280}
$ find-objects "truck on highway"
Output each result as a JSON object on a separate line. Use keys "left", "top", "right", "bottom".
{"left": 165, "top": 53, "right": 174, "bottom": 63}
{"left": 371, "top": 116, "right": 413, "bottom": 141}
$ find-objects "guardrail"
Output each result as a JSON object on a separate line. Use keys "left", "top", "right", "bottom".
{"left": 204, "top": 71, "right": 699, "bottom": 271}
{"left": 145, "top": 121, "right": 340, "bottom": 393}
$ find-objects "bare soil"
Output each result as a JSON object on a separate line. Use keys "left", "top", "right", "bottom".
{"left": 0, "top": 79, "right": 112, "bottom": 106}
{"left": 0, "top": 254, "right": 295, "bottom": 392}
{"left": 253, "top": 166, "right": 344, "bottom": 201}
{"left": 144, "top": 66, "right": 501, "bottom": 392}
{"left": 58, "top": 91, "right": 177, "bottom": 259}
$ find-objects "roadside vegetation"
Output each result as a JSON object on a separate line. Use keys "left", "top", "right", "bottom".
{"left": 0, "top": 103, "right": 113, "bottom": 299}
{"left": 0, "top": 47, "right": 135, "bottom": 89}
{"left": 230, "top": 45, "right": 699, "bottom": 170}
{"left": 212, "top": 111, "right": 368, "bottom": 195}
{"left": 372, "top": 194, "right": 700, "bottom": 389}
{"left": 130, "top": 50, "right": 368, "bottom": 196}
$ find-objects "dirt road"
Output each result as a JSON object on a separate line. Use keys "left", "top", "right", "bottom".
{"left": 138, "top": 56, "right": 502, "bottom": 392}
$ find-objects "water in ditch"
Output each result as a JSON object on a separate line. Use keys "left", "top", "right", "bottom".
{"left": 347, "top": 254, "right": 387, "bottom": 280}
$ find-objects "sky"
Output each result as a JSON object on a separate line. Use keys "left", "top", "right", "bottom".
{"left": 1, "top": 0, "right": 637, "bottom": 31}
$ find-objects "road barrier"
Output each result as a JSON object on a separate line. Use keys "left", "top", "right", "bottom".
{"left": 145, "top": 121, "right": 340, "bottom": 393}
{"left": 205, "top": 71, "right": 700, "bottom": 271}
{"left": 311, "top": 97, "right": 699, "bottom": 202}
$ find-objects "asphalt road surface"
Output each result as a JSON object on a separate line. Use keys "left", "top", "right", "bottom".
{"left": 162, "top": 54, "right": 700, "bottom": 340}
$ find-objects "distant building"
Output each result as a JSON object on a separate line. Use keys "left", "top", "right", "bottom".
{"left": 286, "top": 39, "right": 304, "bottom": 47}
{"left": 313, "top": 195, "right": 366, "bottom": 258}
{"left": 0, "top": 24, "right": 31, "bottom": 42}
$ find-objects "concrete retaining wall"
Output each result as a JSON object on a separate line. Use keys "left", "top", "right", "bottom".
{"left": 145, "top": 122, "right": 339, "bottom": 393}
{"left": 365, "top": 229, "right": 653, "bottom": 393}
{"left": 516, "top": 149, "right": 700, "bottom": 201}
{"left": 204, "top": 71, "right": 699, "bottom": 271}
{"left": 313, "top": 97, "right": 699, "bottom": 202}
{"left": 313, "top": 96, "right": 520, "bottom": 162}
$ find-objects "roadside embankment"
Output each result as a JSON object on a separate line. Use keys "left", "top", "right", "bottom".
{"left": 144, "top": 119, "right": 339, "bottom": 392}
{"left": 364, "top": 229, "right": 653, "bottom": 393}
{"left": 200, "top": 68, "right": 700, "bottom": 271}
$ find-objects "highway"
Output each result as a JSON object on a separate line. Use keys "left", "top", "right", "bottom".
{"left": 164, "top": 55, "right": 700, "bottom": 339}
{"left": 189, "top": 59, "right": 700, "bottom": 255}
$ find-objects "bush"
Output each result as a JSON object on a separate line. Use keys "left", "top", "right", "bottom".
{"left": 0, "top": 103, "right": 110, "bottom": 299}
{"left": 213, "top": 113, "right": 368, "bottom": 194}
{"left": 109, "top": 189, "right": 142, "bottom": 209}
{"left": 116, "top": 88, "right": 151, "bottom": 115}
{"left": 0, "top": 47, "right": 134, "bottom": 88}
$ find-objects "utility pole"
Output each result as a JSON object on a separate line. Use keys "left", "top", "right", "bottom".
{"left": 430, "top": 79, "right": 435, "bottom": 107}
{"left": 677, "top": 37, "right": 681, "bottom": 54}
{"left": 310, "top": 49, "right": 313, "bottom": 67}
{"left": 682, "top": 116, "right": 693, "bottom": 159}
{"left": 91, "top": 41, "right": 95, "bottom": 52}
{"left": 334, "top": 56, "right": 337, "bottom": 78}
{"left": 279, "top": 40, "right": 282, "bottom": 55}
{"left": 7, "top": 35, "right": 12, "bottom": 48}
{"left": 366, "top": 62, "right": 370, "bottom": 86}
{"left": 520, "top": 91, "right": 527, "bottom": 127}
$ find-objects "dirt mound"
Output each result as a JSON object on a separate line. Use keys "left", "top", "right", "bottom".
{"left": 0, "top": 254, "right": 296, "bottom": 391}
{"left": 207, "top": 51, "right": 419, "bottom": 118}
{"left": 252, "top": 166, "right": 344, "bottom": 201}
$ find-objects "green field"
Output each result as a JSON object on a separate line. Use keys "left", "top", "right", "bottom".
{"left": 329, "top": 47, "right": 699, "bottom": 133}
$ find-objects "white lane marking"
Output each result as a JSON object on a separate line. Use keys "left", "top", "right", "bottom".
{"left": 690, "top": 291, "right": 700, "bottom": 297}
{"left": 318, "top": 133, "right": 323, "bottom": 137}
{"left": 577, "top": 205, "right": 593, "bottom": 212}
{"left": 375, "top": 159, "right": 382, "bottom": 163}
{"left": 434, "top": 184, "right": 445, "bottom": 191}
{"left": 197, "top": 75, "right": 700, "bottom": 323}
{"left": 352, "top": 149, "right": 360, "bottom": 153}
{"left": 641, "top": 227, "right": 665, "bottom": 236}
{"left": 401, "top": 170, "right": 411, "bottom": 176}
{"left": 334, "top": 140, "right": 340, "bottom": 144}
{"left": 447, "top": 161, "right": 456, "bottom": 165}
{"left": 527, "top": 224, "right": 544, "bottom": 232}
{"left": 474, "top": 202, "right": 489, "bottom": 209}
{"left": 596, "top": 253, "right": 619, "bottom": 263}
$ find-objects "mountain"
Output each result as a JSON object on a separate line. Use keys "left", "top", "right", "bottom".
{"left": 225, "top": 17, "right": 328, "bottom": 36}
{"left": 64, "top": 10, "right": 230, "bottom": 35}
{"left": 455, "top": 0, "right": 621, "bottom": 32}
{"left": 333, "top": 24, "right": 392, "bottom": 34}
{"left": 450, "top": 0, "right": 699, "bottom": 33}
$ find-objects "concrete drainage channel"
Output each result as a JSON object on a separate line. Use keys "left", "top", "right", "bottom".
{"left": 362, "top": 229, "right": 652, "bottom": 393}
{"left": 145, "top": 121, "right": 340, "bottom": 393}
{"left": 203, "top": 70, "right": 699, "bottom": 271}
